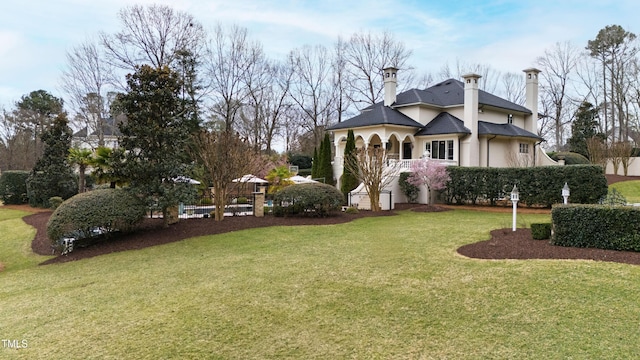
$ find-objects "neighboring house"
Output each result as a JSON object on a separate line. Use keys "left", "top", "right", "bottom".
{"left": 72, "top": 117, "right": 122, "bottom": 150}
{"left": 328, "top": 67, "right": 557, "bottom": 207}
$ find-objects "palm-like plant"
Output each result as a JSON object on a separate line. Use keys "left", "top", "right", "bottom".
{"left": 265, "top": 165, "right": 294, "bottom": 194}
{"left": 90, "top": 146, "right": 123, "bottom": 188}
{"left": 68, "top": 147, "right": 93, "bottom": 193}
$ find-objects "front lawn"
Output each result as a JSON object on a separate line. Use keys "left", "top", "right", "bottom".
{"left": 2, "top": 208, "right": 640, "bottom": 359}
{"left": 610, "top": 180, "right": 640, "bottom": 203}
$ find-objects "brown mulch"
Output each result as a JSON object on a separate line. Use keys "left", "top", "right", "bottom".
{"left": 14, "top": 199, "right": 640, "bottom": 267}
{"left": 26, "top": 206, "right": 407, "bottom": 265}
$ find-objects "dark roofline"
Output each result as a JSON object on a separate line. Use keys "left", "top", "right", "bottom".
{"left": 478, "top": 121, "right": 542, "bottom": 140}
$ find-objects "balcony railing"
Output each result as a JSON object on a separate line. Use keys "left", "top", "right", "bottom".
{"left": 334, "top": 156, "right": 457, "bottom": 171}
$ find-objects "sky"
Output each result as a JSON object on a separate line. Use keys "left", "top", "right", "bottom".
{"left": 1, "top": 0, "right": 639, "bottom": 110}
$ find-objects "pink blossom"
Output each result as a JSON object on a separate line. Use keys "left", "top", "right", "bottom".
{"left": 408, "top": 159, "right": 449, "bottom": 191}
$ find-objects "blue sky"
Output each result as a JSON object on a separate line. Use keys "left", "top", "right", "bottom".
{"left": 1, "top": 0, "right": 638, "bottom": 109}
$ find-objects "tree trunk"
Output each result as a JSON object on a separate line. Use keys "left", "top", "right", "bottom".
{"left": 214, "top": 187, "right": 226, "bottom": 221}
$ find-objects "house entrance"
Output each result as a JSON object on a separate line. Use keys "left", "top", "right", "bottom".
{"left": 403, "top": 142, "right": 412, "bottom": 159}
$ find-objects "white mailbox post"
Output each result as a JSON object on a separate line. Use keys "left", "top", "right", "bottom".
{"left": 511, "top": 185, "right": 519, "bottom": 232}
{"left": 562, "top": 182, "right": 570, "bottom": 205}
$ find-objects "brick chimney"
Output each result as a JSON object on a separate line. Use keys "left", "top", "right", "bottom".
{"left": 383, "top": 67, "right": 398, "bottom": 107}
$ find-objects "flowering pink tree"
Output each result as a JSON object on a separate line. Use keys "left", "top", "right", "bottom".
{"left": 408, "top": 159, "right": 450, "bottom": 202}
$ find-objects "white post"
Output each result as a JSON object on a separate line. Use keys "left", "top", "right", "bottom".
{"left": 562, "top": 182, "right": 570, "bottom": 205}
{"left": 510, "top": 185, "right": 519, "bottom": 232}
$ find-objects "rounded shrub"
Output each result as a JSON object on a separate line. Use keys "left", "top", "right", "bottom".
{"left": 547, "top": 152, "right": 590, "bottom": 165}
{"left": 273, "top": 183, "right": 344, "bottom": 217}
{"left": 49, "top": 196, "right": 63, "bottom": 210}
{"left": 47, "top": 188, "right": 147, "bottom": 249}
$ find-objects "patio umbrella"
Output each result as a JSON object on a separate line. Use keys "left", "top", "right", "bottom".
{"left": 288, "top": 175, "right": 318, "bottom": 184}
{"left": 232, "top": 174, "right": 268, "bottom": 183}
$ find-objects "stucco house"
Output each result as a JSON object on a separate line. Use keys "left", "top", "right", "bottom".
{"left": 328, "top": 67, "right": 557, "bottom": 208}
{"left": 72, "top": 117, "right": 122, "bottom": 150}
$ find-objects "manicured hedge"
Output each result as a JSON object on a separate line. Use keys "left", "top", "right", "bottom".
{"left": 0, "top": 170, "right": 29, "bottom": 205}
{"left": 530, "top": 223, "right": 551, "bottom": 240}
{"left": 446, "top": 165, "right": 607, "bottom": 207}
{"left": 47, "top": 188, "right": 147, "bottom": 250}
{"left": 273, "top": 182, "right": 343, "bottom": 217}
{"left": 551, "top": 205, "right": 640, "bottom": 251}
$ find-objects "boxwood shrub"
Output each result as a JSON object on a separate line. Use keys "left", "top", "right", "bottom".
{"left": 551, "top": 205, "right": 640, "bottom": 251}
{"left": 0, "top": 170, "right": 29, "bottom": 205}
{"left": 273, "top": 183, "right": 343, "bottom": 217}
{"left": 47, "top": 188, "right": 147, "bottom": 250}
{"left": 530, "top": 223, "right": 551, "bottom": 240}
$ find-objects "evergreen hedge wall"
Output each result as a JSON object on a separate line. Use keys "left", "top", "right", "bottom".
{"left": 446, "top": 165, "right": 607, "bottom": 207}
{"left": 551, "top": 205, "right": 640, "bottom": 251}
{"left": 0, "top": 170, "right": 30, "bottom": 205}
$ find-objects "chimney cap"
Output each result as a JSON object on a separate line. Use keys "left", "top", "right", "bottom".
{"left": 522, "top": 67, "right": 541, "bottom": 74}
{"left": 461, "top": 73, "right": 482, "bottom": 79}
{"left": 383, "top": 66, "right": 399, "bottom": 71}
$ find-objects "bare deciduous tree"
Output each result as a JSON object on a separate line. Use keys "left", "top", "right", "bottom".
{"left": 100, "top": 4, "right": 206, "bottom": 72}
{"left": 537, "top": 41, "right": 580, "bottom": 150}
{"left": 192, "top": 130, "right": 256, "bottom": 221}
{"left": 240, "top": 59, "right": 293, "bottom": 153}
{"left": 609, "top": 141, "right": 634, "bottom": 175}
{"left": 344, "top": 147, "right": 401, "bottom": 212}
{"left": 341, "top": 31, "right": 414, "bottom": 108}
{"left": 501, "top": 72, "right": 525, "bottom": 105}
{"left": 438, "top": 60, "right": 500, "bottom": 94}
{"left": 60, "top": 38, "right": 115, "bottom": 147}
{"left": 586, "top": 136, "right": 608, "bottom": 168}
{"left": 205, "top": 24, "right": 264, "bottom": 132}
{"left": 289, "top": 44, "right": 337, "bottom": 149}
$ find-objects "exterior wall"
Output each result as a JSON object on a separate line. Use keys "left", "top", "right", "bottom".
{"left": 606, "top": 157, "right": 640, "bottom": 176}
{"left": 397, "top": 106, "right": 443, "bottom": 126}
{"left": 416, "top": 135, "right": 459, "bottom": 165}
{"left": 72, "top": 135, "right": 119, "bottom": 150}
{"left": 536, "top": 147, "right": 559, "bottom": 166}
{"left": 479, "top": 109, "right": 526, "bottom": 127}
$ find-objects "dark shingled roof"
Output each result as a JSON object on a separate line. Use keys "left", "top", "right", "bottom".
{"left": 328, "top": 103, "right": 423, "bottom": 130}
{"left": 478, "top": 121, "right": 542, "bottom": 140}
{"left": 396, "top": 78, "right": 532, "bottom": 114}
{"left": 415, "top": 112, "right": 470, "bottom": 136}
{"left": 72, "top": 118, "right": 122, "bottom": 138}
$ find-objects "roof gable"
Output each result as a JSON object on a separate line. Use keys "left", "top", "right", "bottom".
{"left": 328, "top": 103, "right": 423, "bottom": 130}
{"left": 415, "top": 112, "right": 470, "bottom": 136}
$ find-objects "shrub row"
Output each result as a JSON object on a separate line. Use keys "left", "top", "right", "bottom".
{"left": 47, "top": 188, "right": 147, "bottom": 251}
{"left": 446, "top": 165, "right": 608, "bottom": 207}
{"left": 0, "top": 170, "right": 29, "bottom": 205}
{"left": 551, "top": 205, "right": 640, "bottom": 251}
{"left": 273, "top": 183, "right": 343, "bottom": 217}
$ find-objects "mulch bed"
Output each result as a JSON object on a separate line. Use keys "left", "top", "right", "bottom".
{"left": 21, "top": 203, "right": 640, "bottom": 267}
{"left": 12, "top": 175, "right": 640, "bottom": 267}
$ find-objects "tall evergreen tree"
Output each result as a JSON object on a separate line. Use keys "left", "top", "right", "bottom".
{"left": 117, "top": 65, "right": 195, "bottom": 226}
{"left": 340, "top": 130, "right": 359, "bottom": 198}
{"left": 568, "top": 101, "right": 605, "bottom": 158}
{"left": 321, "top": 133, "right": 334, "bottom": 185}
{"left": 26, "top": 113, "right": 77, "bottom": 207}
{"left": 311, "top": 147, "right": 319, "bottom": 179}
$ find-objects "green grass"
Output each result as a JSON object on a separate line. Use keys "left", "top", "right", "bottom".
{"left": 3, "top": 208, "right": 640, "bottom": 359}
{"left": 610, "top": 180, "right": 640, "bottom": 203}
